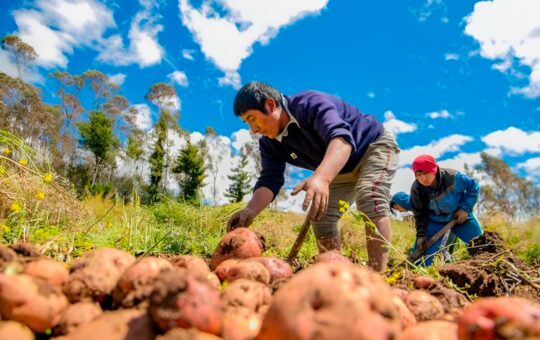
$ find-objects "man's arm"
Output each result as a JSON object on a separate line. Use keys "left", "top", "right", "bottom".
{"left": 292, "top": 137, "right": 352, "bottom": 220}
{"left": 227, "top": 187, "right": 274, "bottom": 231}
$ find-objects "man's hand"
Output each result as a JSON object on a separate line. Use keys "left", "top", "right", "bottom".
{"left": 227, "top": 208, "right": 256, "bottom": 231}
{"left": 291, "top": 174, "right": 329, "bottom": 221}
{"left": 455, "top": 209, "right": 468, "bottom": 224}
{"left": 416, "top": 237, "right": 427, "bottom": 251}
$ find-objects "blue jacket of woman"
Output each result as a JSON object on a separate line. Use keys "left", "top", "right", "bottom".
{"left": 410, "top": 168, "right": 479, "bottom": 238}
{"left": 391, "top": 191, "right": 412, "bottom": 210}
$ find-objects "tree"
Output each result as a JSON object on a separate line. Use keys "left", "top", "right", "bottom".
{"left": 204, "top": 126, "right": 228, "bottom": 203}
{"left": 467, "top": 152, "right": 540, "bottom": 220}
{"left": 77, "top": 111, "right": 119, "bottom": 186}
{"left": 225, "top": 154, "right": 251, "bottom": 203}
{"left": 145, "top": 83, "right": 180, "bottom": 125}
{"left": 1, "top": 35, "right": 38, "bottom": 78}
{"left": 147, "top": 115, "right": 167, "bottom": 202}
{"left": 173, "top": 141, "right": 206, "bottom": 204}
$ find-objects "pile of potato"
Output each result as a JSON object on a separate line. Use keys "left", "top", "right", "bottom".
{"left": 1, "top": 227, "right": 539, "bottom": 340}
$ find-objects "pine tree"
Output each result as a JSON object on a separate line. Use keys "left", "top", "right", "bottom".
{"left": 147, "top": 115, "right": 167, "bottom": 202}
{"left": 225, "top": 154, "right": 251, "bottom": 203}
{"left": 173, "top": 141, "right": 206, "bottom": 204}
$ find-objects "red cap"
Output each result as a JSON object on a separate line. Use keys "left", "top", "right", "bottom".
{"left": 412, "top": 155, "right": 438, "bottom": 174}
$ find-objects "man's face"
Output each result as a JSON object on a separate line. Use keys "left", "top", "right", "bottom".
{"left": 415, "top": 171, "right": 436, "bottom": 187}
{"left": 240, "top": 99, "right": 281, "bottom": 138}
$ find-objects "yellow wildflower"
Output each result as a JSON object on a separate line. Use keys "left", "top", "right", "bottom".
{"left": 35, "top": 191, "right": 45, "bottom": 200}
{"left": 1, "top": 224, "right": 10, "bottom": 234}
{"left": 10, "top": 202, "right": 22, "bottom": 213}
{"left": 2, "top": 147, "right": 10, "bottom": 155}
{"left": 18, "top": 159, "right": 28, "bottom": 166}
{"left": 43, "top": 173, "right": 53, "bottom": 183}
{"left": 106, "top": 222, "right": 113, "bottom": 228}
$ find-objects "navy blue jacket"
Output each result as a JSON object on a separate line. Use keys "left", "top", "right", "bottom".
{"left": 410, "top": 168, "right": 480, "bottom": 238}
{"left": 254, "top": 90, "right": 384, "bottom": 198}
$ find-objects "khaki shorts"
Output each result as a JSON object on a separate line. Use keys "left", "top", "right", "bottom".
{"left": 312, "top": 129, "right": 400, "bottom": 239}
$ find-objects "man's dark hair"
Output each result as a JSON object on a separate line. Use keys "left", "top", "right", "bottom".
{"left": 233, "top": 81, "right": 282, "bottom": 116}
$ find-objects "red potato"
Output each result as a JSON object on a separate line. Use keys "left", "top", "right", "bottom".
{"left": 312, "top": 250, "right": 352, "bottom": 264}
{"left": 249, "top": 256, "right": 293, "bottom": 283}
{"left": 414, "top": 275, "right": 436, "bottom": 290}
{"left": 221, "top": 279, "right": 272, "bottom": 313}
{"left": 393, "top": 288, "right": 410, "bottom": 301}
{"left": 219, "top": 260, "right": 270, "bottom": 284}
{"left": 0, "top": 320, "right": 35, "bottom": 340}
{"left": 170, "top": 255, "right": 211, "bottom": 277}
{"left": 392, "top": 295, "right": 417, "bottom": 329}
{"left": 215, "top": 259, "right": 240, "bottom": 281}
{"left": 222, "top": 306, "right": 263, "bottom": 340}
{"left": 52, "top": 309, "right": 155, "bottom": 340}
{"left": 405, "top": 290, "right": 445, "bottom": 322}
{"left": 0, "top": 274, "right": 69, "bottom": 332}
{"left": 24, "top": 258, "right": 69, "bottom": 288}
{"left": 150, "top": 270, "right": 222, "bottom": 335}
{"left": 54, "top": 302, "right": 102, "bottom": 336}
{"left": 457, "top": 297, "right": 540, "bottom": 340}
{"left": 112, "top": 256, "right": 173, "bottom": 308}
{"left": 401, "top": 320, "right": 458, "bottom": 340}
{"left": 257, "top": 262, "right": 401, "bottom": 340}
{"left": 157, "top": 328, "right": 222, "bottom": 340}
{"left": 210, "top": 228, "right": 265, "bottom": 270}
{"left": 63, "top": 248, "right": 135, "bottom": 304}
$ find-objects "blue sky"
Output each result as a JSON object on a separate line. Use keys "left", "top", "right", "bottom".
{"left": 1, "top": 0, "right": 539, "bottom": 207}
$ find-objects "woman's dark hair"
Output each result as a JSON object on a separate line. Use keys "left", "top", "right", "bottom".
{"left": 233, "top": 81, "right": 282, "bottom": 116}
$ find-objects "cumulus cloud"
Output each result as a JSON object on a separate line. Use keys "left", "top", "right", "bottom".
{"left": 426, "top": 109, "right": 453, "bottom": 119}
{"left": 517, "top": 157, "right": 540, "bottom": 177}
{"left": 108, "top": 73, "right": 126, "bottom": 86}
{"left": 178, "top": 0, "right": 328, "bottom": 85}
{"left": 0, "top": 49, "right": 44, "bottom": 83}
{"left": 482, "top": 127, "right": 540, "bottom": 155}
{"left": 131, "top": 104, "right": 154, "bottom": 130}
{"left": 218, "top": 71, "right": 242, "bottom": 90}
{"left": 382, "top": 111, "right": 417, "bottom": 136}
{"left": 168, "top": 70, "right": 189, "bottom": 86}
{"left": 399, "top": 134, "right": 474, "bottom": 166}
{"left": 465, "top": 0, "right": 540, "bottom": 98}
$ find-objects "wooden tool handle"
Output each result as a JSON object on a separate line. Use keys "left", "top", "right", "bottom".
{"left": 286, "top": 214, "right": 311, "bottom": 262}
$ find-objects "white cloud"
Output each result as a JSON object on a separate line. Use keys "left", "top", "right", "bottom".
{"left": 108, "top": 73, "right": 126, "bottom": 86}
{"left": 168, "top": 70, "right": 189, "bottom": 86}
{"left": 367, "top": 91, "right": 375, "bottom": 98}
{"left": 218, "top": 71, "right": 241, "bottom": 90}
{"left": 231, "top": 128, "right": 255, "bottom": 152}
{"left": 178, "top": 0, "right": 328, "bottom": 80}
{"left": 482, "top": 127, "right": 540, "bottom": 155}
{"left": 382, "top": 110, "right": 417, "bottom": 136}
{"left": 517, "top": 157, "right": 540, "bottom": 177}
{"left": 0, "top": 49, "right": 44, "bottom": 83}
{"left": 426, "top": 109, "right": 453, "bottom": 119}
{"left": 444, "top": 52, "right": 459, "bottom": 61}
{"left": 437, "top": 152, "right": 482, "bottom": 173}
{"left": 132, "top": 104, "right": 153, "bottom": 130}
{"left": 399, "top": 134, "right": 474, "bottom": 166}
{"left": 412, "top": 0, "right": 445, "bottom": 23}
{"left": 182, "top": 49, "right": 195, "bottom": 60}
{"left": 465, "top": 0, "right": 540, "bottom": 98}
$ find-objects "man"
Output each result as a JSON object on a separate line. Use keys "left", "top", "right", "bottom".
{"left": 227, "top": 81, "right": 400, "bottom": 272}
{"left": 410, "top": 154, "right": 483, "bottom": 266}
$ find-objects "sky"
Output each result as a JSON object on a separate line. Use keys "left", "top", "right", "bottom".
{"left": 1, "top": 0, "right": 540, "bottom": 210}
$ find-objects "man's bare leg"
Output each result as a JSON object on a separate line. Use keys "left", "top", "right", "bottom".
{"left": 366, "top": 215, "right": 392, "bottom": 272}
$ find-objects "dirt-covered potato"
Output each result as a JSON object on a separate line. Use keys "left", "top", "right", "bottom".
{"left": 157, "top": 327, "right": 222, "bottom": 340}
{"left": 24, "top": 258, "right": 69, "bottom": 288}
{"left": 215, "top": 259, "right": 240, "bottom": 280}
{"left": 257, "top": 262, "right": 401, "bottom": 340}
{"left": 457, "top": 297, "right": 540, "bottom": 340}
{"left": 414, "top": 276, "right": 436, "bottom": 290}
{"left": 312, "top": 250, "right": 352, "bottom": 264}
{"left": 392, "top": 295, "right": 417, "bottom": 329}
{"left": 170, "top": 255, "right": 211, "bottom": 277}
{"left": 53, "top": 309, "right": 155, "bottom": 340}
{"left": 210, "top": 228, "right": 265, "bottom": 270}
{"left": 63, "top": 248, "right": 135, "bottom": 304}
{"left": 405, "top": 290, "right": 445, "bottom": 322}
{"left": 112, "top": 256, "right": 173, "bottom": 308}
{"left": 54, "top": 302, "right": 102, "bottom": 336}
{"left": 221, "top": 279, "right": 272, "bottom": 313}
{"left": 149, "top": 270, "right": 222, "bottom": 335}
{"left": 0, "top": 273, "right": 69, "bottom": 332}
{"left": 249, "top": 256, "right": 293, "bottom": 283}
{"left": 218, "top": 260, "right": 270, "bottom": 284}
{"left": 0, "top": 320, "right": 35, "bottom": 340}
{"left": 401, "top": 320, "right": 458, "bottom": 340}
{"left": 222, "top": 306, "right": 262, "bottom": 340}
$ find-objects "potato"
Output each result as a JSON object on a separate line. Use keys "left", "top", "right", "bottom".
{"left": 219, "top": 260, "right": 270, "bottom": 284}
{"left": 0, "top": 274, "right": 69, "bottom": 332}
{"left": 405, "top": 290, "right": 445, "bottom": 322}
{"left": 401, "top": 320, "right": 458, "bottom": 340}
{"left": 215, "top": 259, "right": 240, "bottom": 281}
{"left": 221, "top": 279, "right": 272, "bottom": 313}
{"left": 0, "top": 320, "right": 35, "bottom": 340}
{"left": 10, "top": 242, "right": 41, "bottom": 259}
{"left": 313, "top": 250, "right": 352, "bottom": 264}
{"left": 414, "top": 276, "right": 436, "bottom": 290}
{"left": 257, "top": 262, "right": 401, "bottom": 339}
{"left": 457, "top": 297, "right": 540, "bottom": 340}
{"left": 112, "top": 256, "right": 173, "bottom": 308}
{"left": 24, "top": 258, "right": 69, "bottom": 288}
{"left": 222, "top": 306, "right": 262, "bottom": 340}
{"left": 249, "top": 256, "right": 293, "bottom": 283}
{"left": 210, "top": 228, "right": 265, "bottom": 270}
{"left": 63, "top": 248, "right": 135, "bottom": 304}
{"left": 150, "top": 270, "right": 222, "bottom": 335}
{"left": 157, "top": 327, "right": 222, "bottom": 340}
{"left": 53, "top": 309, "right": 155, "bottom": 340}
{"left": 54, "top": 302, "right": 102, "bottom": 336}
{"left": 392, "top": 296, "right": 417, "bottom": 329}
{"left": 170, "top": 255, "right": 211, "bottom": 277}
